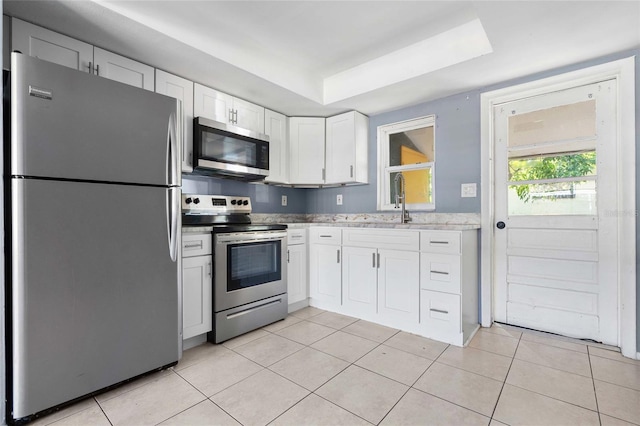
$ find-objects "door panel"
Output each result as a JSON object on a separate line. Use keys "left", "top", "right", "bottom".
{"left": 494, "top": 80, "right": 617, "bottom": 344}
{"left": 11, "top": 179, "right": 180, "bottom": 418}
{"left": 342, "top": 247, "right": 377, "bottom": 316}
{"left": 12, "top": 54, "right": 178, "bottom": 186}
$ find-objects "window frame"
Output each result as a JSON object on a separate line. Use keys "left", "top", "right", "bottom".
{"left": 377, "top": 115, "right": 436, "bottom": 211}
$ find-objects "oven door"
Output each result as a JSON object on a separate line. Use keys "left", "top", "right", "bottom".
{"left": 214, "top": 230, "right": 287, "bottom": 312}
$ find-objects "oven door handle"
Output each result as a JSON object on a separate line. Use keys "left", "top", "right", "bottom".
{"left": 216, "top": 231, "right": 287, "bottom": 244}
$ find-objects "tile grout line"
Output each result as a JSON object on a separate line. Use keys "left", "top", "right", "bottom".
{"left": 587, "top": 346, "right": 603, "bottom": 426}
{"left": 488, "top": 330, "right": 523, "bottom": 422}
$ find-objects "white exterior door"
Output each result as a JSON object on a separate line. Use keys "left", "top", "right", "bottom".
{"left": 494, "top": 80, "right": 617, "bottom": 344}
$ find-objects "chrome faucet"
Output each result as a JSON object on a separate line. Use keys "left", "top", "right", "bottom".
{"left": 394, "top": 173, "right": 411, "bottom": 223}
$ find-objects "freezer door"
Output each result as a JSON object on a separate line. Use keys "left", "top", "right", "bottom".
{"left": 11, "top": 53, "right": 180, "bottom": 186}
{"left": 11, "top": 179, "right": 181, "bottom": 419}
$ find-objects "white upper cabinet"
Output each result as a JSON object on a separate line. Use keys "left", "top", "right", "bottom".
{"left": 93, "top": 48, "right": 154, "bottom": 91}
{"left": 194, "top": 83, "right": 233, "bottom": 124}
{"left": 11, "top": 18, "right": 154, "bottom": 91}
{"left": 156, "top": 70, "right": 194, "bottom": 173}
{"left": 233, "top": 97, "right": 265, "bottom": 134}
{"left": 264, "top": 109, "right": 289, "bottom": 184}
{"left": 12, "top": 18, "right": 93, "bottom": 72}
{"left": 289, "top": 117, "right": 326, "bottom": 185}
{"left": 325, "top": 111, "right": 369, "bottom": 185}
{"left": 194, "top": 83, "right": 265, "bottom": 134}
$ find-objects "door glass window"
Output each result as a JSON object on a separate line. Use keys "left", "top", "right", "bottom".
{"left": 507, "top": 100, "right": 597, "bottom": 216}
{"left": 227, "top": 240, "right": 281, "bottom": 291}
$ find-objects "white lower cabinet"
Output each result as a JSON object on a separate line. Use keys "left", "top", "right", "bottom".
{"left": 342, "top": 247, "right": 377, "bottom": 317}
{"left": 341, "top": 229, "right": 420, "bottom": 330}
{"left": 287, "top": 229, "right": 308, "bottom": 308}
{"left": 309, "top": 227, "right": 342, "bottom": 309}
{"left": 307, "top": 226, "right": 479, "bottom": 347}
{"left": 182, "top": 233, "right": 212, "bottom": 340}
{"left": 377, "top": 249, "right": 420, "bottom": 326}
{"left": 419, "top": 230, "right": 478, "bottom": 346}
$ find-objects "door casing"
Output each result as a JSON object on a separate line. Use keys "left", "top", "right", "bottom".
{"left": 480, "top": 56, "right": 637, "bottom": 358}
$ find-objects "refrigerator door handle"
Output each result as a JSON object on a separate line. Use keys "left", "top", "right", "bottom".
{"left": 167, "top": 187, "right": 180, "bottom": 262}
{"left": 167, "top": 107, "right": 180, "bottom": 186}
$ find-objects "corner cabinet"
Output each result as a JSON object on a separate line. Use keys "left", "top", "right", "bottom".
{"left": 289, "top": 117, "right": 326, "bottom": 185}
{"left": 264, "top": 109, "right": 289, "bottom": 184}
{"left": 155, "top": 70, "right": 194, "bottom": 173}
{"left": 325, "top": 111, "right": 369, "bottom": 185}
{"left": 182, "top": 233, "right": 213, "bottom": 340}
{"left": 288, "top": 112, "right": 369, "bottom": 187}
{"left": 193, "top": 83, "right": 265, "bottom": 134}
{"left": 419, "top": 230, "right": 479, "bottom": 346}
{"left": 12, "top": 18, "right": 155, "bottom": 91}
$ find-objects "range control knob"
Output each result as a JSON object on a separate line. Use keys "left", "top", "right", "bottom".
{"left": 185, "top": 197, "right": 193, "bottom": 204}
{"left": 231, "top": 199, "right": 237, "bottom": 205}
{"left": 243, "top": 200, "right": 249, "bottom": 206}
{"left": 193, "top": 198, "right": 200, "bottom": 204}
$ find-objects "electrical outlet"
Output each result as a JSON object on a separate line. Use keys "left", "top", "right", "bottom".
{"left": 461, "top": 183, "right": 477, "bottom": 198}
{"left": 281, "top": 195, "right": 287, "bottom": 206}
{"left": 337, "top": 194, "right": 343, "bottom": 205}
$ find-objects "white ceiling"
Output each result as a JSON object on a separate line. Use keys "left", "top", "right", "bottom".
{"left": 4, "top": 1, "right": 640, "bottom": 116}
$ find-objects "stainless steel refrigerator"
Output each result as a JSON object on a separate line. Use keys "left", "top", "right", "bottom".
{"left": 8, "top": 53, "right": 182, "bottom": 422}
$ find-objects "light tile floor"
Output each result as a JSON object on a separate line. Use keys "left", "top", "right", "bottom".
{"left": 30, "top": 307, "right": 640, "bottom": 425}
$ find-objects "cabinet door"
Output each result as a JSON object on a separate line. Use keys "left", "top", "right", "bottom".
{"left": 12, "top": 18, "right": 93, "bottom": 72}
{"left": 325, "top": 111, "right": 368, "bottom": 185}
{"left": 156, "top": 70, "right": 195, "bottom": 173}
{"left": 94, "top": 47, "right": 154, "bottom": 91}
{"left": 264, "top": 109, "right": 289, "bottom": 184}
{"left": 233, "top": 98, "right": 265, "bottom": 133}
{"left": 182, "top": 256, "right": 212, "bottom": 339}
{"left": 194, "top": 83, "right": 233, "bottom": 124}
{"left": 325, "top": 112, "right": 355, "bottom": 184}
{"left": 378, "top": 250, "right": 420, "bottom": 326}
{"left": 289, "top": 117, "right": 326, "bottom": 185}
{"left": 287, "top": 243, "right": 308, "bottom": 305}
{"left": 342, "top": 246, "right": 377, "bottom": 317}
{"left": 309, "top": 244, "right": 341, "bottom": 306}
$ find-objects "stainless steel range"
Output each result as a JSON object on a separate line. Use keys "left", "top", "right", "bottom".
{"left": 182, "top": 194, "right": 288, "bottom": 343}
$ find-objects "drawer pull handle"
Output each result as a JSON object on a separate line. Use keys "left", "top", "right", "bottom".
{"left": 430, "top": 241, "right": 449, "bottom": 245}
{"left": 430, "top": 271, "right": 449, "bottom": 275}
{"left": 184, "top": 242, "right": 203, "bottom": 249}
{"left": 320, "top": 235, "right": 333, "bottom": 238}
{"left": 430, "top": 308, "right": 449, "bottom": 315}
{"left": 291, "top": 235, "right": 302, "bottom": 239}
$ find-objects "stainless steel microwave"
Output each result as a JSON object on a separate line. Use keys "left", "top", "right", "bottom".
{"left": 193, "top": 117, "right": 269, "bottom": 180}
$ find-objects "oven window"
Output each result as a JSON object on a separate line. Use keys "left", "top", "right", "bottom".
{"left": 227, "top": 240, "right": 281, "bottom": 291}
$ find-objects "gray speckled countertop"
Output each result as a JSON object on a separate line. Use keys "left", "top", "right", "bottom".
{"left": 282, "top": 222, "right": 479, "bottom": 230}
{"left": 182, "top": 213, "right": 481, "bottom": 232}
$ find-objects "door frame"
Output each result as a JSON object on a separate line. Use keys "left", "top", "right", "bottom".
{"left": 480, "top": 56, "right": 637, "bottom": 358}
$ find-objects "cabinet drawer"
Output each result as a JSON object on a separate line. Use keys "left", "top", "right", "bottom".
{"left": 421, "top": 290, "right": 461, "bottom": 337}
{"left": 287, "top": 228, "right": 307, "bottom": 245}
{"left": 343, "top": 228, "right": 419, "bottom": 250}
{"left": 182, "top": 233, "right": 212, "bottom": 257}
{"left": 420, "top": 231, "right": 461, "bottom": 254}
{"left": 420, "top": 253, "right": 461, "bottom": 294}
{"left": 309, "top": 227, "right": 342, "bottom": 245}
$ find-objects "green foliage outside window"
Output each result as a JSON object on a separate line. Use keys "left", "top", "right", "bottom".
{"left": 509, "top": 152, "right": 596, "bottom": 202}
